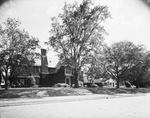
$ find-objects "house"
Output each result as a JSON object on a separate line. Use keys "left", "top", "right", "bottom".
{"left": 103, "top": 78, "right": 117, "bottom": 88}
{"left": 11, "top": 49, "right": 76, "bottom": 87}
{"left": 81, "top": 64, "right": 127, "bottom": 88}
{"left": 53, "top": 60, "right": 85, "bottom": 87}
{"left": 81, "top": 65, "right": 103, "bottom": 86}
{"left": 83, "top": 76, "right": 102, "bottom": 87}
{"left": 54, "top": 62, "right": 73, "bottom": 86}
{"left": 6, "top": 48, "right": 122, "bottom": 88}
{"left": 7, "top": 49, "right": 56, "bottom": 87}
{"left": 34, "top": 49, "right": 75, "bottom": 87}
{"left": 33, "top": 49, "right": 56, "bottom": 87}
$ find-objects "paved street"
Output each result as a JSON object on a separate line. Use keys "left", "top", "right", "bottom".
{"left": 0, "top": 94, "right": 150, "bottom": 118}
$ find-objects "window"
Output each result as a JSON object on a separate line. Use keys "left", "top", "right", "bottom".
{"left": 20, "top": 79, "right": 24, "bottom": 86}
{"left": 35, "top": 67, "right": 41, "bottom": 73}
{"left": 65, "top": 66, "right": 72, "bottom": 75}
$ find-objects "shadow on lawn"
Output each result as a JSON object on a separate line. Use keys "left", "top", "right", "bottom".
{"left": 87, "top": 88, "right": 150, "bottom": 95}
{"left": 0, "top": 90, "right": 41, "bottom": 98}
{"left": 0, "top": 88, "right": 87, "bottom": 98}
{"left": 0, "top": 87, "right": 150, "bottom": 98}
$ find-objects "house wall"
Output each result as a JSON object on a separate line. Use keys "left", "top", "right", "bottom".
{"left": 103, "top": 78, "right": 117, "bottom": 88}
{"left": 32, "top": 66, "right": 41, "bottom": 77}
{"left": 83, "top": 75, "right": 103, "bottom": 87}
{"left": 54, "top": 65, "right": 77, "bottom": 86}
{"left": 39, "top": 73, "right": 54, "bottom": 87}
{"left": 48, "top": 68, "right": 55, "bottom": 74}
{"left": 54, "top": 66, "right": 66, "bottom": 84}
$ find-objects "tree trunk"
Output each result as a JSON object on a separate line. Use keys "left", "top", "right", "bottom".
{"left": 116, "top": 79, "right": 120, "bottom": 88}
{"left": 74, "top": 69, "right": 79, "bottom": 88}
{"left": 4, "top": 79, "right": 9, "bottom": 90}
{"left": 135, "top": 82, "right": 139, "bottom": 88}
{"left": 135, "top": 80, "right": 139, "bottom": 88}
{"left": 0, "top": 73, "right": 2, "bottom": 84}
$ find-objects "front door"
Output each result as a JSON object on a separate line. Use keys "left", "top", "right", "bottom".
{"left": 65, "top": 77, "right": 70, "bottom": 85}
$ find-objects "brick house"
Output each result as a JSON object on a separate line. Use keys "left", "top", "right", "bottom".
{"left": 8, "top": 49, "right": 55, "bottom": 87}
{"left": 9, "top": 49, "right": 82, "bottom": 87}
{"left": 34, "top": 49, "right": 55, "bottom": 87}
{"left": 32, "top": 49, "right": 75, "bottom": 87}
{"left": 54, "top": 61, "right": 74, "bottom": 86}
{"left": 28, "top": 49, "right": 74, "bottom": 87}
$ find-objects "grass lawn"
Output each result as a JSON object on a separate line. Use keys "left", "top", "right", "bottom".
{"left": 0, "top": 87, "right": 150, "bottom": 98}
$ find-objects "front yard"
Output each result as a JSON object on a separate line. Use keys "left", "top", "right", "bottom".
{"left": 0, "top": 87, "right": 150, "bottom": 98}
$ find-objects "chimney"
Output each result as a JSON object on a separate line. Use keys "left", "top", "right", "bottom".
{"left": 41, "top": 49, "right": 49, "bottom": 74}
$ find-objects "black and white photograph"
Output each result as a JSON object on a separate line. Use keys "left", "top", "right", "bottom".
{"left": 0, "top": 0, "right": 150, "bottom": 117}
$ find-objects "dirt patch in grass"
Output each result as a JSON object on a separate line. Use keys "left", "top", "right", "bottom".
{"left": 0, "top": 87, "right": 150, "bottom": 98}
{"left": 0, "top": 87, "right": 92, "bottom": 98}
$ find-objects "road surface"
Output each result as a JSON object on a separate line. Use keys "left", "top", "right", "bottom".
{"left": 0, "top": 94, "right": 150, "bottom": 118}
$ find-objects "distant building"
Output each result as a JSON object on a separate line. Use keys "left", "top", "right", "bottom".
{"left": 103, "top": 78, "right": 117, "bottom": 88}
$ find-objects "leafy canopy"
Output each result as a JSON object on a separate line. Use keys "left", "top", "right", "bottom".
{"left": 0, "top": 18, "right": 40, "bottom": 79}
{"left": 46, "top": 0, "right": 110, "bottom": 71}
{"left": 103, "top": 40, "right": 146, "bottom": 88}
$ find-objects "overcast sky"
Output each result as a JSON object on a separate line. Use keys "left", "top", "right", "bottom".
{"left": 0, "top": 0, "right": 150, "bottom": 67}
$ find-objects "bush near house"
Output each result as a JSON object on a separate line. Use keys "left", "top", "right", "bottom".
{"left": 54, "top": 83, "right": 70, "bottom": 87}
{"left": 27, "top": 76, "right": 36, "bottom": 87}
{"left": 125, "top": 81, "right": 132, "bottom": 88}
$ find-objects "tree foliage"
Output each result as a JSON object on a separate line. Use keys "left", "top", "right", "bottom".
{"left": 0, "top": 18, "right": 40, "bottom": 89}
{"left": 46, "top": 0, "right": 110, "bottom": 87}
{"left": 87, "top": 40, "right": 150, "bottom": 88}
{"left": 103, "top": 41, "right": 146, "bottom": 88}
{"left": 124, "top": 51, "right": 150, "bottom": 88}
{"left": 86, "top": 46, "right": 108, "bottom": 80}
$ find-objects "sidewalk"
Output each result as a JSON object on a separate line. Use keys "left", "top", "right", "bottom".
{"left": 0, "top": 93, "right": 145, "bottom": 107}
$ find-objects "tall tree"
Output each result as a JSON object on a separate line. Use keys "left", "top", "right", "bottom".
{"left": 0, "top": 18, "right": 40, "bottom": 90}
{"left": 86, "top": 46, "right": 108, "bottom": 80}
{"left": 103, "top": 41, "right": 144, "bottom": 88}
{"left": 46, "top": 0, "right": 110, "bottom": 87}
{"left": 125, "top": 52, "right": 150, "bottom": 88}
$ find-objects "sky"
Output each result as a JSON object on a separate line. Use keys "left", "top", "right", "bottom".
{"left": 0, "top": 0, "right": 150, "bottom": 67}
